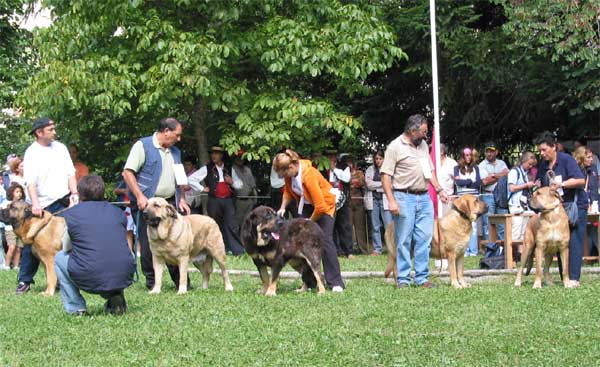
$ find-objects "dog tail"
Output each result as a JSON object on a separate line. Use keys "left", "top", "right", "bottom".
{"left": 524, "top": 244, "right": 536, "bottom": 276}
{"left": 384, "top": 263, "right": 393, "bottom": 278}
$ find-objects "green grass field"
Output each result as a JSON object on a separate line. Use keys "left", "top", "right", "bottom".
{"left": 1, "top": 255, "right": 600, "bottom": 366}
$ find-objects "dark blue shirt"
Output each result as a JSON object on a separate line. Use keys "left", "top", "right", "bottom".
{"left": 62, "top": 201, "right": 136, "bottom": 293}
{"left": 586, "top": 165, "right": 599, "bottom": 203}
{"left": 536, "top": 152, "right": 588, "bottom": 210}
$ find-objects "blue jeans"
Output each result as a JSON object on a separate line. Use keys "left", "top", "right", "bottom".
{"left": 18, "top": 200, "right": 67, "bottom": 284}
{"left": 480, "top": 194, "right": 506, "bottom": 241}
{"left": 465, "top": 222, "right": 479, "bottom": 256}
{"left": 370, "top": 198, "right": 392, "bottom": 253}
{"left": 54, "top": 250, "right": 87, "bottom": 314}
{"left": 569, "top": 208, "right": 587, "bottom": 281}
{"left": 392, "top": 191, "right": 434, "bottom": 285}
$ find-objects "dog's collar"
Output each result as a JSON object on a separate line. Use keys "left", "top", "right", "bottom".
{"left": 538, "top": 203, "right": 561, "bottom": 213}
{"left": 451, "top": 204, "right": 470, "bottom": 220}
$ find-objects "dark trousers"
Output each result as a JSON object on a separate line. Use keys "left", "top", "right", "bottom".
{"left": 302, "top": 205, "right": 344, "bottom": 288}
{"left": 18, "top": 200, "right": 66, "bottom": 284}
{"left": 207, "top": 197, "right": 245, "bottom": 255}
{"left": 350, "top": 200, "right": 369, "bottom": 254}
{"left": 333, "top": 201, "right": 354, "bottom": 256}
{"left": 569, "top": 208, "right": 587, "bottom": 281}
{"left": 132, "top": 201, "right": 184, "bottom": 289}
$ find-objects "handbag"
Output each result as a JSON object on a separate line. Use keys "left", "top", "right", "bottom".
{"left": 564, "top": 191, "right": 578, "bottom": 227}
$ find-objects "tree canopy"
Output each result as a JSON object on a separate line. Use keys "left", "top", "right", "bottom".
{"left": 1, "top": 0, "right": 597, "bottom": 177}
{"left": 17, "top": 0, "right": 404, "bottom": 177}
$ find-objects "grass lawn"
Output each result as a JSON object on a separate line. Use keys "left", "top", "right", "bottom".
{"left": 1, "top": 255, "right": 600, "bottom": 366}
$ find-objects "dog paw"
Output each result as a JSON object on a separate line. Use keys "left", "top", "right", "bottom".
{"left": 264, "top": 289, "right": 277, "bottom": 296}
{"left": 295, "top": 285, "right": 308, "bottom": 293}
{"left": 532, "top": 282, "right": 542, "bottom": 289}
{"left": 41, "top": 291, "right": 54, "bottom": 297}
{"left": 460, "top": 283, "right": 471, "bottom": 288}
{"left": 451, "top": 283, "right": 462, "bottom": 289}
{"left": 514, "top": 281, "right": 522, "bottom": 287}
{"left": 225, "top": 284, "right": 234, "bottom": 291}
{"left": 177, "top": 289, "right": 188, "bottom": 295}
{"left": 149, "top": 288, "right": 161, "bottom": 294}
{"left": 255, "top": 288, "right": 265, "bottom": 295}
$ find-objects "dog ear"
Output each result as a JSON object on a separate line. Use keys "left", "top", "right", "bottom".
{"left": 550, "top": 188, "right": 563, "bottom": 202}
{"left": 166, "top": 204, "right": 178, "bottom": 219}
{"left": 454, "top": 196, "right": 469, "bottom": 217}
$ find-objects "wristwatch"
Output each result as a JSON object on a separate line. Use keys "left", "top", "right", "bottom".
{"left": 435, "top": 187, "right": 443, "bottom": 194}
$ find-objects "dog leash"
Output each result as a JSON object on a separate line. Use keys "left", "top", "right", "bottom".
{"left": 436, "top": 219, "right": 444, "bottom": 275}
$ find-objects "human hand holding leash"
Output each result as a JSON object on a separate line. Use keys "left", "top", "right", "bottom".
{"left": 276, "top": 208, "right": 286, "bottom": 217}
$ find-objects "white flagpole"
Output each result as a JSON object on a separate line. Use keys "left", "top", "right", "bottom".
{"left": 429, "top": 0, "right": 442, "bottom": 213}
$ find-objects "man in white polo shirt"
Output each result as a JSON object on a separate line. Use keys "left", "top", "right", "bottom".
{"left": 17, "top": 117, "right": 78, "bottom": 295}
{"left": 478, "top": 142, "right": 509, "bottom": 241}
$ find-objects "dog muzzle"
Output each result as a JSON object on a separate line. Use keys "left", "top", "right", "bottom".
{"left": 143, "top": 213, "right": 161, "bottom": 227}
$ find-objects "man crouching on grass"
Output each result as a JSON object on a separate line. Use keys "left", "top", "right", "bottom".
{"left": 54, "top": 175, "right": 136, "bottom": 316}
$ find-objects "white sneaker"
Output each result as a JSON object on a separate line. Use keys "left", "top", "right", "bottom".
{"left": 331, "top": 286, "right": 344, "bottom": 293}
{"left": 0, "top": 265, "right": 10, "bottom": 271}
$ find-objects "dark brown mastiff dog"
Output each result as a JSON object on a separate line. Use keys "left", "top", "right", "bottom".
{"left": 514, "top": 187, "right": 571, "bottom": 288}
{"left": 0, "top": 201, "right": 64, "bottom": 296}
{"left": 241, "top": 206, "right": 326, "bottom": 296}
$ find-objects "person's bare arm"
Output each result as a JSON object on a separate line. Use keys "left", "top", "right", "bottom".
{"left": 382, "top": 174, "right": 398, "bottom": 215}
{"left": 122, "top": 169, "right": 148, "bottom": 210}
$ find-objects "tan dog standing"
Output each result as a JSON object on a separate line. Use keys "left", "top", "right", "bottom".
{"left": 0, "top": 201, "right": 64, "bottom": 296}
{"left": 143, "top": 197, "right": 233, "bottom": 294}
{"left": 514, "top": 187, "right": 571, "bottom": 288}
{"left": 384, "top": 194, "right": 488, "bottom": 288}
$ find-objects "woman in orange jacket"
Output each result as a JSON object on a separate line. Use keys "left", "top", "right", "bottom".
{"left": 273, "top": 149, "right": 345, "bottom": 292}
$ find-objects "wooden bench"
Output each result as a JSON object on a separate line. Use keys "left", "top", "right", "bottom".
{"left": 488, "top": 213, "right": 535, "bottom": 270}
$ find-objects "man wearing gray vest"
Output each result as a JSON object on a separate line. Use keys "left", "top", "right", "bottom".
{"left": 122, "top": 117, "right": 191, "bottom": 290}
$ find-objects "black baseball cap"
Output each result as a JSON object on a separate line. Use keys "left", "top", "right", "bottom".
{"left": 30, "top": 117, "right": 53, "bottom": 135}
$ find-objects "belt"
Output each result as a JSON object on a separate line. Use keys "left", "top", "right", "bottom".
{"left": 394, "top": 189, "right": 428, "bottom": 195}
{"left": 483, "top": 190, "right": 494, "bottom": 193}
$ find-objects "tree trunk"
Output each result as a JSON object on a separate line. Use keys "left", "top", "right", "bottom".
{"left": 191, "top": 98, "right": 209, "bottom": 165}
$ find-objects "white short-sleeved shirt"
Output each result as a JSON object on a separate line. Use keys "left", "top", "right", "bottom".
{"left": 23, "top": 141, "right": 75, "bottom": 208}
{"left": 507, "top": 166, "right": 527, "bottom": 207}
{"left": 439, "top": 157, "right": 457, "bottom": 195}
{"left": 479, "top": 159, "right": 508, "bottom": 192}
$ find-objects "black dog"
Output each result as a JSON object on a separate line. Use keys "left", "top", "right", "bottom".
{"left": 241, "top": 206, "right": 326, "bottom": 295}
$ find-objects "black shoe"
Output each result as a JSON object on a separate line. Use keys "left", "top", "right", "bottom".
{"left": 16, "top": 282, "right": 30, "bottom": 295}
{"left": 396, "top": 282, "right": 410, "bottom": 289}
{"left": 106, "top": 293, "right": 127, "bottom": 315}
{"left": 72, "top": 310, "right": 86, "bottom": 316}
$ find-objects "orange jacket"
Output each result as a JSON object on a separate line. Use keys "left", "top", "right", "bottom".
{"left": 283, "top": 159, "right": 336, "bottom": 221}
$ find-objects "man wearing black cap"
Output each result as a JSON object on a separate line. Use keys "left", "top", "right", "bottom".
{"left": 188, "top": 146, "right": 245, "bottom": 255}
{"left": 16, "top": 117, "right": 78, "bottom": 295}
{"left": 478, "top": 142, "right": 509, "bottom": 241}
{"left": 122, "top": 117, "right": 191, "bottom": 290}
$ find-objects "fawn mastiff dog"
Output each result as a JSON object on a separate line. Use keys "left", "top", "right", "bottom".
{"left": 241, "top": 206, "right": 326, "bottom": 296}
{"left": 384, "top": 194, "right": 488, "bottom": 288}
{"left": 0, "top": 201, "right": 65, "bottom": 296}
{"left": 143, "top": 197, "right": 233, "bottom": 294}
{"left": 514, "top": 187, "right": 571, "bottom": 288}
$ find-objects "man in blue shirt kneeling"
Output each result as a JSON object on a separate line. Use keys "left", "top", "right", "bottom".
{"left": 54, "top": 175, "right": 136, "bottom": 316}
